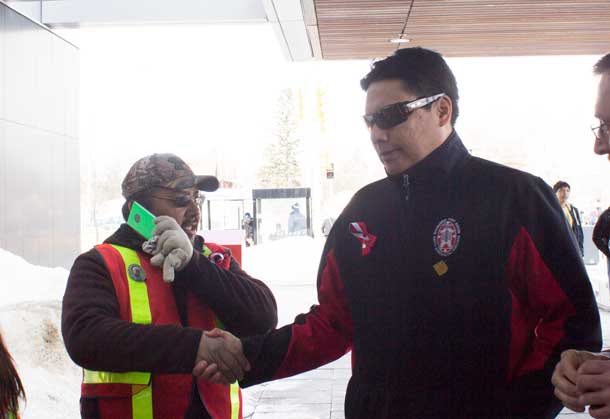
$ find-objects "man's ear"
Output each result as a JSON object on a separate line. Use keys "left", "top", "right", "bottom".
{"left": 436, "top": 96, "right": 453, "bottom": 127}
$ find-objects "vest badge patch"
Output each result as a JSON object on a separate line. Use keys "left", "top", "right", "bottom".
{"left": 128, "top": 264, "right": 147, "bottom": 282}
{"left": 349, "top": 222, "right": 377, "bottom": 256}
{"left": 433, "top": 218, "right": 461, "bottom": 257}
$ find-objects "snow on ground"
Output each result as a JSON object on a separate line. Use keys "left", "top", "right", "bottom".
{"left": 243, "top": 236, "right": 325, "bottom": 286}
{"left": 0, "top": 236, "right": 327, "bottom": 418}
{"left": 0, "top": 249, "right": 80, "bottom": 419}
{"left": 242, "top": 236, "right": 327, "bottom": 326}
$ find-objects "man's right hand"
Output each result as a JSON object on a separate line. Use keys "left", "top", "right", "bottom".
{"left": 193, "top": 328, "right": 250, "bottom": 385}
{"left": 576, "top": 357, "right": 610, "bottom": 419}
{"left": 552, "top": 349, "right": 608, "bottom": 413}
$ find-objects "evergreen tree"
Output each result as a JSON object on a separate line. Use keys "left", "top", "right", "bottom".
{"left": 258, "top": 89, "right": 301, "bottom": 187}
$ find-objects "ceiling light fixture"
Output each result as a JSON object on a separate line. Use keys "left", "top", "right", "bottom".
{"left": 391, "top": 0, "right": 416, "bottom": 49}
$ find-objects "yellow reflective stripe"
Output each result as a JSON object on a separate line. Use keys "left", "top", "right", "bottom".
{"left": 132, "top": 385, "right": 153, "bottom": 419}
{"left": 7, "top": 411, "right": 17, "bottom": 419}
{"left": 83, "top": 369, "right": 151, "bottom": 385}
{"left": 83, "top": 245, "right": 153, "bottom": 419}
{"left": 83, "top": 246, "right": 153, "bottom": 386}
{"left": 112, "top": 245, "right": 152, "bottom": 325}
{"left": 202, "top": 245, "right": 212, "bottom": 258}
{"left": 230, "top": 383, "right": 240, "bottom": 419}
{"left": 113, "top": 245, "right": 153, "bottom": 418}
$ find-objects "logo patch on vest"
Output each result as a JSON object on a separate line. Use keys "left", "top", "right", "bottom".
{"left": 349, "top": 222, "right": 377, "bottom": 256}
{"left": 128, "top": 264, "right": 146, "bottom": 282}
{"left": 433, "top": 218, "right": 461, "bottom": 257}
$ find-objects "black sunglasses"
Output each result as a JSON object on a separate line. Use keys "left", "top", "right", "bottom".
{"left": 150, "top": 191, "right": 204, "bottom": 208}
{"left": 363, "top": 93, "right": 445, "bottom": 130}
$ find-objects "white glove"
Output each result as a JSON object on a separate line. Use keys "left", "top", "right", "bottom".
{"left": 157, "top": 248, "right": 190, "bottom": 283}
{"left": 149, "top": 216, "right": 194, "bottom": 282}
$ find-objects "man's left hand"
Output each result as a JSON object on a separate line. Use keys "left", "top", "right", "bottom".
{"left": 149, "top": 216, "right": 194, "bottom": 282}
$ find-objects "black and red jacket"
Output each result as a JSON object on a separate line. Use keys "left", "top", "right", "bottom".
{"left": 241, "top": 132, "right": 601, "bottom": 419}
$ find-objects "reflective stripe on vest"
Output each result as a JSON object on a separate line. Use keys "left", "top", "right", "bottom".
{"left": 7, "top": 411, "right": 17, "bottom": 419}
{"left": 230, "top": 384, "right": 240, "bottom": 419}
{"left": 83, "top": 245, "right": 153, "bottom": 419}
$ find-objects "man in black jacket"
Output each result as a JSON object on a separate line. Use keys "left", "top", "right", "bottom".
{"left": 553, "top": 52, "right": 610, "bottom": 419}
{"left": 62, "top": 153, "right": 277, "bottom": 418}
{"left": 553, "top": 180, "right": 584, "bottom": 256}
{"left": 202, "top": 48, "right": 601, "bottom": 419}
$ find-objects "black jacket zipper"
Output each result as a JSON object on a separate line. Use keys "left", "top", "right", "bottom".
{"left": 402, "top": 174, "right": 410, "bottom": 201}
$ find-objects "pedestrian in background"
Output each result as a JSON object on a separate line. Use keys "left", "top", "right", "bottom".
{"left": 553, "top": 180, "right": 584, "bottom": 256}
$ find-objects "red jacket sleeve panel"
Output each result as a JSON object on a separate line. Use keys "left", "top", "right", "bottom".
{"left": 506, "top": 226, "right": 576, "bottom": 381}
{"left": 273, "top": 249, "right": 353, "bottom": 380}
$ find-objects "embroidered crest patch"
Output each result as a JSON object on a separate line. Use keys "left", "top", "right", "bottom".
{"left": 349, "top": 222, "right": 377, "bottom": 256}
{"left": 433, "top": 218, "right": 461, "bottom": 257}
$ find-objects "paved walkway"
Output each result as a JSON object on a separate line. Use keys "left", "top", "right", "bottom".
{"left": 242, "top": 261, "right": 610, "bottom": 419}
{"left": 243, "top": 355, "right": 350, "bottom": 419}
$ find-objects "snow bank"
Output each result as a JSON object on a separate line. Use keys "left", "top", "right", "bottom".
{"left": 0, "top": 249, "right": 79, "bottom": 418}
{"left": 0, "top": 302, "right": 81, "bottom": 419}
{"left": 0, "top": 249, "right": 69, "bottom": 306}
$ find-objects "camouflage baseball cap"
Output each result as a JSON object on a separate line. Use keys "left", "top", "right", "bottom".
{"left": 121, "top": 153, "right": 219, "bottom": 198}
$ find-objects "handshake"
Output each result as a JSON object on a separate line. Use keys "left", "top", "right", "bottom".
{"left": 193, "top": 328, "right": 250, "bottom": 385}
{"left": 552, "top": 349, "right": 610, "bottom": 418}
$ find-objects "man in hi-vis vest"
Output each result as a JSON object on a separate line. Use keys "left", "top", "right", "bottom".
{"left": 62, "top": 153, "right": 277, "bottom": 419}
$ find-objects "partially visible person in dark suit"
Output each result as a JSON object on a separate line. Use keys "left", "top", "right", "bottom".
{"left": 553, "top": 180, "right": 584, "bottom": 256}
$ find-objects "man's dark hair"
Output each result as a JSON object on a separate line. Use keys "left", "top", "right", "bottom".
{"left": 594, "top": 53, "right": 610, "bottom": 75}
{"left": 121, "top": 191, "right": 156, "bottom": 221}
{"left": 553, "top": 181, "right": 571, "bottom": 193}
{"left": 360, "top": 47, "right": 460, "bottom": 125}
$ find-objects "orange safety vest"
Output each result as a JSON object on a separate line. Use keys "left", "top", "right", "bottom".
{"left": 81, "top": 244, "right": 242, "bottom": 419}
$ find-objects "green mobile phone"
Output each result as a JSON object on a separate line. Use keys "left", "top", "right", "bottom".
{"left": 127, "top": 201, "right": 156, "bottom": 240}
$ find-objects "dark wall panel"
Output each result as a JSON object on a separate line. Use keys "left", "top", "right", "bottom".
{"left": 0, "top": 3, "right": 79, "bottom": 268}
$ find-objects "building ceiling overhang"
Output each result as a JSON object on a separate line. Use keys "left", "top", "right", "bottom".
{"left": 5, "top": 0, "right": 609, "bottom": 61}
